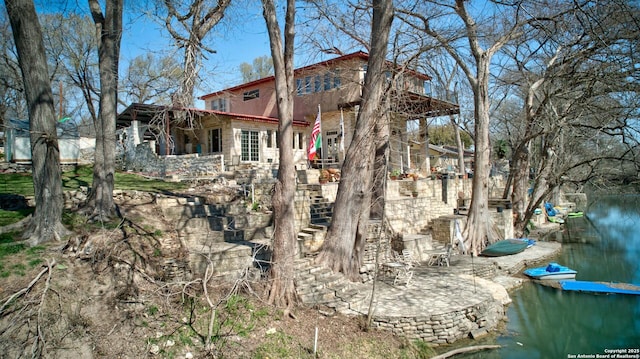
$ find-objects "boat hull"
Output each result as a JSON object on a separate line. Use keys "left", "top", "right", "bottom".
{"left": 532, "top": 273, "right": 577, "bottom": 280}
{"left": 480, "top": 239, "right": 530, "bottom": 257}
{"left": 523, "top": 262, "right": 577, "bottom": 280}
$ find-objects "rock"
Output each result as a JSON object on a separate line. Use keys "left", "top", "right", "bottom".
{"left": 149, "top": 344, "right": 160, "bottom": 355}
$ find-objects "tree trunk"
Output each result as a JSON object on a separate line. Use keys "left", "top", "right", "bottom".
{"left": 420, "top": 117, "right": 431, "bottom": 174}
{"left": 262, "top": 0, "right": 298, "bottom": 310}
{"left": 317, "top": 0, "right": 394, "bottom": 280}
{"left": 463, "top": 60, "right": 497, "bottom": 255}
{"left": 6, "top": 0, "right": 68, "bottom": 245}
{"left": 162, "top": 0, "right": 231, "bottom": 109}
{"left": 511, "top": 141, "right": 531, "bottom": 236}
{"left": 371, "top": 108, "right": 390, "bottom": 219}
{"left": 84, "top": 0, "right": 122, "bottom": 221}
{"left": 452, "top": 115, "right": 465, "bottom": 177}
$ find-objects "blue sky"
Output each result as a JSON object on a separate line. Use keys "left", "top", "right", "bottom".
{"left": 120, "top": 4, "right": 273, "bottom": 106}
{"left": 34, "top": 0, "right": 275, "bottom": 107}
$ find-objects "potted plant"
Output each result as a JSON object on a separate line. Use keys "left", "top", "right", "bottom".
{"left": 390, "top": 169, "right": 401, "bottom": 180}
{"left": 319, "top": 169, "right": 330, "bottom": 184}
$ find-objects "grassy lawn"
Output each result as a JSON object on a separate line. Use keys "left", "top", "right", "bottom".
{"left": 0, "top": 165, "right": 187, "bottom": 196}
{"left": 0, "top": 165, "right": 187, "bottom": 227}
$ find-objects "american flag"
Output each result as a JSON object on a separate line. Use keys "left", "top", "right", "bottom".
{"left": 308, "top": 105, "right": 322, "bottom": 160}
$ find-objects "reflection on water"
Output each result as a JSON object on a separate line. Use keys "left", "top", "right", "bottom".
{"left": 461, "top": 195, "right": 640, "bottom": 358}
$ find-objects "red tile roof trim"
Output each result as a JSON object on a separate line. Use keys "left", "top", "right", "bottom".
{"left": 199, "top": 51, "right": 431, "bottom": 100}
{"left": 117, "top": 103, "right": 309, "bottom": 127}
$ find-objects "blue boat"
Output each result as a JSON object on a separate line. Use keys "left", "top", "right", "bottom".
{"left": 523, "top": 262, "right": 577, "bottom": 280}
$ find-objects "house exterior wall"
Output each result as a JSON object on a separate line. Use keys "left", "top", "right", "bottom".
{"left": 9, "top": 135, "right": 81, "bottom": 163}
{"left": 204, "top": 57, "right": 366, "bottom": 121}
{"left": 190, "top": 115, "right": 308, "bottom": 168}
{"left": 195, "top": 52, "right": 461, "bottom": 170}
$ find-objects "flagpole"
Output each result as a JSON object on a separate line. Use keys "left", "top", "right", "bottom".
{"left": 318, "top": 104, "right": 323, "bottom": 170}
{"left": 339, "top": 108, "right": 345, "bottom": 160}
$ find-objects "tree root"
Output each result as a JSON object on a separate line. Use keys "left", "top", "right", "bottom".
{"left": 0, "top": 215, "right": 32, "bottom": 235}
{"left": 1, "top": 259, "right": 56, "bottom": 315}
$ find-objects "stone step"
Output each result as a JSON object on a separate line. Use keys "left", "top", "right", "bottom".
{"left": 179, "top": 217, "right": 228, "bottom": 232}
{"left": 298, "top": 288, "right": 336, "bottom": 304}
{"left": 311, "top": 197, "right": 330, "bottom": 204}
{"left": 308, "top": 266, "right": 332, "bottom": 277}
{"left": 294, "top": 258, "right": 314, "bottom": 271}
{"left": 310, "top": 206, "right": 332, "bottom": 214}
{"left": 181, "top": 226, "right": 273, "bottom": 247}
{"left": 296, "top": 280, "right": 326, "bottom": 294}
{"left": 326, "top": 280, "right": 352, "bottom": 294}
{"left": 310, "top": 220, "right": 331, "bottom": 227}
{"left": 295, "top": 275, "right": 319, "bottom": 287}
{"left": 188, "top": 244, "right": 254, "bottom": 276}
{"left": 301, "top": 226, "right": 325, "bottom": 242}
{"left": 325, "top": 300, "right": 351, "bottom": 313}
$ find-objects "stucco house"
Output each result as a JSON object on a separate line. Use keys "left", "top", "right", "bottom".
{"left": 3, "top": 118, "right": 95, "bottom": 164}
{"left": 117, "top": 51, "right": 461, "bottom": 173}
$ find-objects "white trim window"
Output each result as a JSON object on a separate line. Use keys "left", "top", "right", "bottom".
{"left": 241, "top": 130, "right": 259, "bottom": 162}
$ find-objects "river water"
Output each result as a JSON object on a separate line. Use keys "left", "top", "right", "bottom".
{"left": 463, "top": 194, "right": 640, "bottom": 358}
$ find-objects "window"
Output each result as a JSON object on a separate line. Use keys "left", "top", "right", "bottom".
{"left": 243, "top": 89, "right": 259, "bottom": 101}
{"left": 298, "top": 132, "right": 303, "bottom": 149}
{"left": 210, "top": 98, "right": 227, "bottom": 111}
{"left": 296, "top": 78, "right": 303, "bottom": 96}
{"left": 304, "top": 76, "right": 312, "bottom": 94}
{"left": 333, "top": 70, "right": 341, "bottom": 88}
{"left": 360, "top": 65, "right": 368, "bottom": 84}
{"left": 266, "top": 130, "right": 273, "bottom": 148}
{"left": 424, "top": 82, "right": 432, "bottom": 96}
{"left": 241, "top": 130, "right": 259, "bottom": 161}
{"left": 208, "top": 128, "right": 222, "bottom": 153}
{"left": 324, "top": 73, "right": 331, "bottom": 91}
{"left": 314, "top": 75, "right": 321, "bottom": 92}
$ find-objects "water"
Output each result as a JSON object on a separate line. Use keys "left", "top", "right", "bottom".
{"left": 463, "top": 194, "right": 640, "bottom": 358}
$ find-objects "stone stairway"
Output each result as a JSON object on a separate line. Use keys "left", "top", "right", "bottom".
{"left": 307, "top": 185, "right": 333, "bottom": 226}
{"left": 419, "top": 226, "right": 448, "bottom": 251}
{"left": 297, "top": 224, "right": 328, "bottom": 255}
{"left": 294, "top": 257, "right": 370, "bottom": 315}
{"left": 157, "top": 196, "right": 273, "bottom": 278}
{"left": 295, "top": 184, "right": 334, "bottom": 256}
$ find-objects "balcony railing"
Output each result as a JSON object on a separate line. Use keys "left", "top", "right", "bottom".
{"left": 424, "top": 82, "right": 458, "bottom": 104}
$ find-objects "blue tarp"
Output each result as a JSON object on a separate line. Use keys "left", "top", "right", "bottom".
{"left": 545, "top": 202, "right": 557, "bottom": 216}
{"left": 560, "top": 280, "right": 640, "bottom": 295}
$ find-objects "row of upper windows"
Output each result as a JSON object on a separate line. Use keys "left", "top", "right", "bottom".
{"left": 210, "top": 67, "right": 430, "bottom": 110}
{"left": 296, "top": 71, "right": 342, "bottom": 96}
{"left": 208, "top": 70, "right": 343, "bottom": 110}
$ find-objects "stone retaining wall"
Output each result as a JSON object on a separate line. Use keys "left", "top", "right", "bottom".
{"left": 372, "top": 292, "right": 505, "bottom": 345}
{"left": 122, "top": 142, "right": 224, "bottom": 179}
{"left": 385, "top": 177, "right": 472, "bottom": 235}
